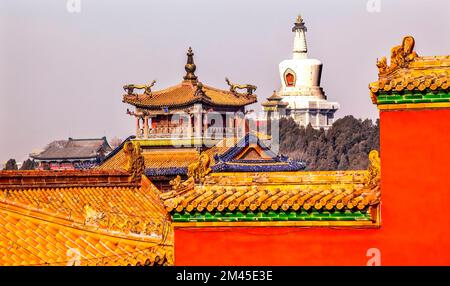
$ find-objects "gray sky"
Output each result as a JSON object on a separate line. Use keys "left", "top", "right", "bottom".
{"left": 0, "top": 0, "right": 449, "bottom": 163}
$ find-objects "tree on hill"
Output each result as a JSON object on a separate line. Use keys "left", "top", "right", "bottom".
{"left": 4, "top": 159, "right": 18, "bottom": 170}
{"left": 279, "top": 115, "right": 379, "bottom": 170}
{"left": 20, "top": 159, "right": 38, "bottom": 170}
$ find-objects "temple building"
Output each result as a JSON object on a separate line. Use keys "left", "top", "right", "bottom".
{"left": 122, "top": 47, "right": 257, "bottom": 141}
{"left": 30, "top": 137, "right": 112, "bottom": 170}
{"left": 98, "top": 48, "right": 305, "bottom": 190}
{"left": 263, "top": 16, "right": 339, "bottom": 130}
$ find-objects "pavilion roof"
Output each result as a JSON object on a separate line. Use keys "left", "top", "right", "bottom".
{"left": 122, "top": 47, "right": 257, "bottom": 110}
{"left": 30, "top": 137, "right": 112, "bottom": 161}
{"left": 123, "top": 81, "right": 257, "bottom": 110}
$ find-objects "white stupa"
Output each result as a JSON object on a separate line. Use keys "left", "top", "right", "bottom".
{"left": 264, "top": 15, "right": 339, "bottom": 130}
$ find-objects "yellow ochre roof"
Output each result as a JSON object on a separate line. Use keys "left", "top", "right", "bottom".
{"left": 369, "top": 36, "right": 449, "bottom": 104}
{"left": 370, "top": 56, "right": 450, "bottom": 95}
{"left": 161, "top": 170, "right": 380, "bottom": 214}
{"left": 99, "top": 146, "right": 200, "bottom": 171}
{"left": 123, "top": 81, "right": 257, "bottom": 109}
{"left": 0, "top": 171, "right": 173, "bottom": 266}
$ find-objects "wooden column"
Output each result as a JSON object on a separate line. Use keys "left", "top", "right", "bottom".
{"left": 143, "top": 116, "right": 149, "bottom": 139}
{"left": 135, "top": 117, "right": 141, "bottom": 138}
{"left": 194, "top": 107, "right": 202, "bottom": 138}
{"left": 203, "top": 112, "right": 208, "bottom": 138}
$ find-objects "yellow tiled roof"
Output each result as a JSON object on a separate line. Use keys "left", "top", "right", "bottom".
{"left": 123, "top": 81, "right": 257, "bottom": 109}
{"left": 98, "top": 133, "right": 271, "bottom": 172}
{"left": 98, "top": 147, "right": 200, "bottom": 171}
{"left": 161, "top": 171, "right": 380, "bottom": 213}
{"left": 370, "top": 56, "right": 449, "bottom": 96}
{"left": 0, "top": 172, "right": 173, "bottom": 266}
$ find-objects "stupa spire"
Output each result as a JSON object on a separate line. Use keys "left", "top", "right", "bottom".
{"left": 292, "top": 15, "right": 308, "bottom": 59}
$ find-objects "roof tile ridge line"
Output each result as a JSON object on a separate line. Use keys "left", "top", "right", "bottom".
{"left": 141, "top": 82, "right": 185, "bottom": 97}
{"left": 203, "top": 83, "right": 258, "bottom": 99}
{"left": 98, "top": 135, "right": 135, "bottom": 165}
{"left": 202, "top": 83, "right": 234, "bottom": 95}
{"left": 30, "top": 155, "right": 99, "bottom": 160}
{"left": 0, "top": 184, "right": 139, "bottom": 190}
{"left": 0, "top": 170, "right": 130, "bottom": 183}
{"left": 0, "top": 200, "right": 171, "bottom": 245}
{"left": 68, "top": 137, "right": 107, "bottom": 142}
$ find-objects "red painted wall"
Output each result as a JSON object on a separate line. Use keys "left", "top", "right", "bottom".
{"left": 174, "top": 108, "right": 450, "bottom": 265}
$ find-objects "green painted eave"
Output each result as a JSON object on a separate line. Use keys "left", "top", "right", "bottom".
{"left": 172, "top": 210, "right": 371, "bottom": 222}
{"left": 377, "top": 90, "right": 449, "bottom": 105}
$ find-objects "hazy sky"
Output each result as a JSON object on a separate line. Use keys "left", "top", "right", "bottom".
{"left": 0, "top": 0, "right": 449, "bottom": 163}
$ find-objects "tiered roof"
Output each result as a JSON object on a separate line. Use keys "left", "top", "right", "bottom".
{"left": 123, "top": 81, "right": 257, "bottom": 110}
{"left": 122, "top": 47, "right": 257, "bottom": 111}
{"left": 262, "top": 91, "right": 289, "bottom": 110}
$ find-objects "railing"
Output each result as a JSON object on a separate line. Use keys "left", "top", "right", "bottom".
{"left": 137, "top": 127, "right": 242, "bottom": 139}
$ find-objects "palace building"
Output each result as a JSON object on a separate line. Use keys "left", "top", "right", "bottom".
{"left": 0, "top": 33, "right": 449, "bottom": 266}
{"left": 99, "top": 47, "right": 305, "bottom": 191}
{"left": 30, "top": 137, "right": 112, "bottom": 170}
{"left": 122, "top": 47, "right": 257, "bottom": 141}
{"left": 263, "top": 16, "right": 339, "bottom": 130}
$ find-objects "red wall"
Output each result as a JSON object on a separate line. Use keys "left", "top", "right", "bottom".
{"left": 174, "top": 108, "right": 450, "bottom": 265}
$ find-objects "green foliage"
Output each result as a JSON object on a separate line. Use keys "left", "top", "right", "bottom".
{"left": 20, "top": 159, "right": 38, "bottom": 170}
{"left": 279, "top": 116, "right": 379, "bottom": 170}
{"left": 4, "top": 159, "right": 18, "bottom": 170}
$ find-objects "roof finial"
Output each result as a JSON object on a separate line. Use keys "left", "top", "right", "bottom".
{"left": 292, "top": 14, "right": 307, "bottom": 32}
{"left": 183, "top": 47, "right": 198, "bottom": 81}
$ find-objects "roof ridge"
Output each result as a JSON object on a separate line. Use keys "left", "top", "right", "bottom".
{"left": 68, "top": 137, "right": 107, "bottom": 141}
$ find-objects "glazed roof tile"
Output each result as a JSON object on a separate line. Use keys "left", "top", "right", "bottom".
{"left": 369, "top": 39, "right": 449, "bottom": 103}
{"left": 161, "top": 171, "right": 380, "bottom": 214}
{"left": 0, "top": 171, "right": 173, "bottom": 266}
{"left": 123, "top": 81, "right": 257, "bottom": 109}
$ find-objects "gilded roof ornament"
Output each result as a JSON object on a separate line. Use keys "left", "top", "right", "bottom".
{"left": 377, "top": 36, "right": 418, "bottom": 75}
{"left": 187, "top": 153, "right": 212, "bottom": 184}
{"left": 123, "top": 141, "right": 145, "bottom": 183}
{"left": 292, "top": 14, "right": 307, "bottom": 32}
{"left": 364, "top": 150, "right": 380, "bottom": 190}
{"left": 123, "top": 80, "right": 156, "bottom": 96}
{"left": 183, "top": 47, "right": 198, "bottom": 81}
{"left": 225, "top": 77, "right": 257, "bottom": 95}
{"left": 194, "top": 82, "right": 210, "bottom": 99}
